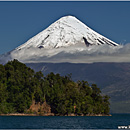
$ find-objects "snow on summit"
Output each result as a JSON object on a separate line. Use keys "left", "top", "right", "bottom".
{"left": 16, "top": 15, "right": 119, "bottom": 51}
{"left": 0, "top": 15, "right": 122, "bottom": 64}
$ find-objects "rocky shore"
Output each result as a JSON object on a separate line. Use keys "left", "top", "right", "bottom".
{"left": 0, "top": 101, "right": 111, "bottom": 117}
{"left": 0, "top": 113, "right": 111, "bottom": 116}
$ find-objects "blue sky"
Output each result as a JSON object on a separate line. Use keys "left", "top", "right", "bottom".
{"left": 0, "top": 1, "right": 130, "bottom": 54}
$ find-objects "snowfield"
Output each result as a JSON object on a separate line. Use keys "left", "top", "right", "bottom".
{"left": 16, "top": 15, "right": 119, "bottom": 50}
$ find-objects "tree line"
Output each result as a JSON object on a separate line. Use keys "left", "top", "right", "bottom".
{"left": 0, "top": 59, "right": 110, "bottom": 115}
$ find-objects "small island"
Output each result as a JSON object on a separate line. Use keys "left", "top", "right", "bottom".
{"left": 0, "top": 60, "right": 110, "bottom": 116}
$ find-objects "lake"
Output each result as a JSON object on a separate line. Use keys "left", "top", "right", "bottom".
{"left": 0, "top": 114, "right": 130, "bottom": 129}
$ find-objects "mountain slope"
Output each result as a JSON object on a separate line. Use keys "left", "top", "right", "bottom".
{"left": 0, "top": 15, "right": 119, "bottom": 64}
{"left": 16, "top": 15, "right": 118, "bottom": 50}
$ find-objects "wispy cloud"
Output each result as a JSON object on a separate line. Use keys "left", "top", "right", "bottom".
{"left": 9, "top": 43, "right": 130, "bottom": 63}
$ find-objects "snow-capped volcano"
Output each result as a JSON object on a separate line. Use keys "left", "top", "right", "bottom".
{"left": 17, "top": 15, "right": 118, "bottom": 50}
{"left": 0, "top": 15, "right": 120, "bottom": 64}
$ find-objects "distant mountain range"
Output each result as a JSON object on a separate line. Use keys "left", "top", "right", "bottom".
{"left": 0, "top": 15, "right": 130, "bottom": 113}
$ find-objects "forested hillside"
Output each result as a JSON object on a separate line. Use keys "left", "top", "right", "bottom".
{"left": 0, "top": 60, "right": 110, "bottom": 115}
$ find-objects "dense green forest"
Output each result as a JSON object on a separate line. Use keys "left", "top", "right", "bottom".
{"left": 0, "top": 59, "right": 110, "bottom": 115}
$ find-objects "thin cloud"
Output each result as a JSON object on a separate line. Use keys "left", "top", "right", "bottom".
{"left": 8, "top": 43, "right": 130, "bottom": 63}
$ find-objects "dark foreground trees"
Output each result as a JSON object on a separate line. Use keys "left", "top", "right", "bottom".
{"left": 0, "top": 60, "right": 110, "bottom": 115}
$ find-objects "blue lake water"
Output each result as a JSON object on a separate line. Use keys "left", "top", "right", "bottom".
{"left": 0, "top": 114, "right": 130, "bottom": 129}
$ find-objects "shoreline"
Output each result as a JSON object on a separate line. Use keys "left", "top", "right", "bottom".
{"left": 0, "top": 113, "right": 112, "bottom": 116}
